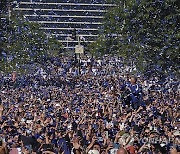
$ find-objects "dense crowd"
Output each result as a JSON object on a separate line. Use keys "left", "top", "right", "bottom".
{"left": 0, "top": 55, "right": 179, "bottom": 154}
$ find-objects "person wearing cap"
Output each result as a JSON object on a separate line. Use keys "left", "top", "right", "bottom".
{"left": 56, "top": 130, "right": 70, "bottom": 154}
{"left": 125, "top": 76, "right": 143, "bottom": 109}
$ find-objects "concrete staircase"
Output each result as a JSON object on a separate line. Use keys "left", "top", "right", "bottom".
{"left": 13, "top": 0, "right": 115, "bottom": 50}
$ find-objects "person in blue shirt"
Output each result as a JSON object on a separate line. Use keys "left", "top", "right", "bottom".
{"left": 126, "top": 76, "right": 143, "bottom": 109}
{"left": 57, "top": 130, "right": 71, "bottom": 154}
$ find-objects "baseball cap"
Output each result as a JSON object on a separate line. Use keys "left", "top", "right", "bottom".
{"left": 88, "top": 150, "right": 99, "bottom": 154}
{"left": 38, "top": 135, "right": 45, "bottom": 140}
{"left": 174, "top": 131, "right": 180, "bottom": 136}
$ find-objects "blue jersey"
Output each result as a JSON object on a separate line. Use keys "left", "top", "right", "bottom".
{"left": 127, "top": 83, "right": 142, "bottom": 96}
{"left": 57, "top": 138, "right": 70, "bottom": 154}
{"left": 126, "top": 82, "right": 143, "bottom": 104}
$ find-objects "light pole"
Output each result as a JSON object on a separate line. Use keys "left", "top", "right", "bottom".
{"left": 6, "top": 0, "right": 12, "bottom": 23}
{"left": 77, "top": 35, "right": 81, "bottom": 75}
{"left": 121, "top": 0, "right": 126, "bottom": 30}
{"left": 75, "top": 35, "right": 84, "bottom": 75}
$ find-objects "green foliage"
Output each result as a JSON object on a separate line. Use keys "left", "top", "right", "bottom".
{"left": 90, "top": 0, "right": 180, "bottom": 74}
{"left": 88, "top": 35, "right": 107, "bottom": 56}
{"left": 0, "top": 11, "right": 62, "bottom": 73}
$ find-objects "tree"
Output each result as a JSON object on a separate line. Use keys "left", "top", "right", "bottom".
{"left": 90, "top": 0, "right": 179, "bottom": 75}
{"left": 0, "top": 2, "right": 62, "bottom": 73}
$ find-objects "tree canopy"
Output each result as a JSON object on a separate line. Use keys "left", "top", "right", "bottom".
{"left": 0, "top": 1, "right": 62, "bottom": 73}
{"left": 90, "top": 0, "right": 179, "bottom": 75}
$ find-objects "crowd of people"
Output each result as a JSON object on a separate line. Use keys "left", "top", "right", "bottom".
{"left": 0, "top": 55, "right": 179, "bottom": 154}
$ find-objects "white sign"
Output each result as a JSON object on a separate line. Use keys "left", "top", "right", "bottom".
{"left": 75, "top": 45, "right": 84, "bottom": 54}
